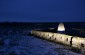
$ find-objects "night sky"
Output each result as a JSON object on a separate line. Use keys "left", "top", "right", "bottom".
{"left": 0, "top": 0, "right": 85, "bottom": 22}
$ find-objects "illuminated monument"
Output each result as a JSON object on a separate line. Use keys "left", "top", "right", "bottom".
{"left": 57, "top": 23, "right": 65, "bottom": 34}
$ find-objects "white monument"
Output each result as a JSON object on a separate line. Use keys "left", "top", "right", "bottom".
{"left": 57, "top": 23, "right": 65, "bottom": 34}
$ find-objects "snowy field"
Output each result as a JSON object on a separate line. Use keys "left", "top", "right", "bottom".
{"left": 0, "top": 25, "right": 82, "bottom": 55}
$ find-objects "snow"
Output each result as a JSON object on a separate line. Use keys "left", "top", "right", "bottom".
{"left": 0, "top": 26, "right": 82, "bottom": 55}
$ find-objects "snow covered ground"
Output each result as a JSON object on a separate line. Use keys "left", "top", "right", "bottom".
{"left": 0, "top": 26, "right": 82, "bottom": 55}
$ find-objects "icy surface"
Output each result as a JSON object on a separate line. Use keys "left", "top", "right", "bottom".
{"left": 0, "top": 26, "right": 81, "bottom": 55}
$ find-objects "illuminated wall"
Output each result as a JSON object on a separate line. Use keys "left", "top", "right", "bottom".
{"left": 31, "top": 30, "right": 85, "bottom": 49}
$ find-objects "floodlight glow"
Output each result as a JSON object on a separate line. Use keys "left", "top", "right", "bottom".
{"left": 57, "top": 23, "right": 65, "bottom": 31}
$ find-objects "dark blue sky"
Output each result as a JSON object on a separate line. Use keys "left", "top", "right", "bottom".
{"left": 0, "top": 0, "right": 85, "bottom": 22}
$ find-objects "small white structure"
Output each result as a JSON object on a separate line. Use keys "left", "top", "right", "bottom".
{"left": 57, "top": 23, "right": 65, "bottom": 34}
